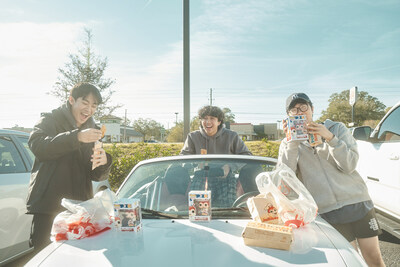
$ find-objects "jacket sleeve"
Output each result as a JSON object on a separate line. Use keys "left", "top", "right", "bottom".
{"left": 28, "top": 115, "right": 81, "bottom": 162}
{"left": 233, "top": 134, "right": 252, "bottom": 155}
{"left": 326, "top": 123, "right": 359, "bottom": 174}
{"left": 91, "top": 153, "right": 112, "bottom": 181}
{"left": 180, "top": 134, "right": 196, "bottom": 155}
{"left": 277, "top": 138, "right": 301, "bottom": 173}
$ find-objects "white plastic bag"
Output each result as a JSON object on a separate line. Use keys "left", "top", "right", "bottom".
{"left": 255, "top": 163, "right": 318, "bottom": 228}
{"left": 51, "top": 189, "right": 116, "bottom": 241}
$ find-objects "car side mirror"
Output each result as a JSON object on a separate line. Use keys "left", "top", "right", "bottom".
{"left": 352, "top": 126, "right": 371, "bottom": 141}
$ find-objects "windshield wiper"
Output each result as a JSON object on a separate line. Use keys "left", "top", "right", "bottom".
{"left": 141, "top": 208, "right": 183, "bottom": 219}
{"left": 210, "top": 207, "right": 251, "bottom": 218}
{"left": 212, "top": 207, "right": 249, "bottom": 212}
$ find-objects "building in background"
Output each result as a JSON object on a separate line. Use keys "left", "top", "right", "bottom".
{"left": 254, "top": 123, "right": 279, "bottom": 140}
{"left": 100, "top": 115, "right": 143, "bottom": 143}
{"left": 229, "top": 123, "right": 256, "bottom": 141}
{"left": 227, "top": 122, "right": 279, "bottom": 141}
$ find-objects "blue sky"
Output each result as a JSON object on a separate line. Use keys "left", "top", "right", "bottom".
{"left": 1, "top": 0, "right": 399, "bottom": 129}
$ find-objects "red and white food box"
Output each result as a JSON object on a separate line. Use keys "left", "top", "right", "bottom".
{"left": 247, "top": 193, "right": 282, "bottom": 224}
{"left": 188, "top": 190, "right": 211, "bottom": 222}
{"left": 308, "top": 132, "right": 323, "bottom": 146}
{"left": 113, "top": 198, "right": 142, "bottom": 232}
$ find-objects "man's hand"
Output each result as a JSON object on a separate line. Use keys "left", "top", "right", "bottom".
{"left": 306, "top": 122, "right": 334, "bottom": 142}
{"left": 78, "top": 128, "right": 102, "bottom": 143}
{"left": 91, "top": 146, "right": 108, "bottom": 170}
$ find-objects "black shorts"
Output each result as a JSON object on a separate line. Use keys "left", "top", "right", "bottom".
{"left": 330, "top": 208, "right": 382, "bottom": 242}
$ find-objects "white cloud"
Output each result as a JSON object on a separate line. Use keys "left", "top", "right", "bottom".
{"left": 0, "top": 22, "right": 85, "bottom": 128}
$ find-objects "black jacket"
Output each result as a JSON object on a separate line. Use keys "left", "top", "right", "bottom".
{"left": 26, "top": 104, "right": 112, "bottom": 214}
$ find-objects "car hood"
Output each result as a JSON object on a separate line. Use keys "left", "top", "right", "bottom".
{"left": 26, "top": 218, "right": 366, "bottom": 267}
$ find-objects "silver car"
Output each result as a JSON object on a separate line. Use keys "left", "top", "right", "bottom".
{"left": 27, "top": 155, "right": 367, "bottom": 267}
{"left": 0, "top": 129, "right": 110, "bottom": 266}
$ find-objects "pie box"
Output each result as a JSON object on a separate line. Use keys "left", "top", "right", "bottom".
{"left": 113, "top": 198, "right": 142, "bottom": 232}
{"left": 285, "top": 115, "right": 308, "bottom": 141}
{"left": 188, "top": 190, "right": 211, "bottom": 222}
{"left": 242, "top": 221, "right": 293, "bottom": 251}
{"left": 247, "top": 193, "right": 281, "bottom": 224}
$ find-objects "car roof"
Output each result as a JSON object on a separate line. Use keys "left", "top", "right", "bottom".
{"left": 0, "top": 128, "right": 30, "bottom": 136}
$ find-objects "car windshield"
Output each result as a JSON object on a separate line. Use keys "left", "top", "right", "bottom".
{"left": 117, "top": 156, "right": 275, "bottom": 219}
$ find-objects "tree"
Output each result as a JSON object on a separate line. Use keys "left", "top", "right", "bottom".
{"left": 318, "top": 90, "right": 386, "bottom": 126}
{"left": 132, "top": 118, "right": 164, "bottom": 141}
{"left": 166, "top": 117, "right": 200, "bottom": 142}
{"left": 48, "top": 28, "right": 121, "bottom": 120}
{"left": 190, "top": 116, "right": 200, "bottom": 131}
{"left": 222, "top": 107, "right": 236, "bottom": 123}
{"left": 167, "top": 122, "right": 184, "bottom": 142}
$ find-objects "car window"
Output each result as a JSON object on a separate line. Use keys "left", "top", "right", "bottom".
{"left": 118, "top": 158, "right": 275, "bottom": 214}
{"left": 378, "top": 106, "right": 400, "bottom": 142}
{"left": 0, "top": 136, "right": 27, "bottom": 174}
{"left": 16, "top": 135, "right": 35, "bottom": 163}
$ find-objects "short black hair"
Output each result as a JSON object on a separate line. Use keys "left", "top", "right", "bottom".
{"left": 68, "top": 83, "right": 102, "bottom": 107}
{"left": 198, "top": 106, "right": 225, "bottom": 129}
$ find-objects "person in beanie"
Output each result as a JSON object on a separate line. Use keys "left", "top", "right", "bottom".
{"left": 26, "top": 82, "right": 112, "bottom": 252}
{"left": 180, "top": 105, "right": 251, "bottom": 155}
{"left": 278, "top": 93, "right": 385, "bottom": 267}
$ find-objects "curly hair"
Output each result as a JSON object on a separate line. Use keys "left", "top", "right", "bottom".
{"left": 198, "top": 106, "right": 224, "bottom": 130}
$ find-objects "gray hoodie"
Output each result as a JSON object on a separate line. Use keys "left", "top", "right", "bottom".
{"left": 180, "top": 126, "right": 252, "bottom": 155}
{"left": 278, "top": 119, "right": 371, "bottom": 214}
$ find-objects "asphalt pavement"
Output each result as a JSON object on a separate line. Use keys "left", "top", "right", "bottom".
{"left": 379, "top": 231, "right": 400, "bottom": 267}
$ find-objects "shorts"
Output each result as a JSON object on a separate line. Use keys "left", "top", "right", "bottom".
{"left": 330, "top": 208, "right": 382, "bottom": 242}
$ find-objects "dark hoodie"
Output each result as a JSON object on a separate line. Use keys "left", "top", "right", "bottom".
{"left": 180, "top": 126, "right": 252, "bottom": 155}
{"left": 26, "top": 104, "right": 112, "bottom": 214}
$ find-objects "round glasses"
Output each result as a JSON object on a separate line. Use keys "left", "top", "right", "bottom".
{"left": 289, "top": 104, "right": 309, "bottom": 115}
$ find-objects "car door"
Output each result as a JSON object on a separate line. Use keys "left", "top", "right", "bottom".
{"left": 0, "top": 132, "right": 33, "bottom": 265}
{"left": 362, "top": 105, "right": 400, "bottom": 218}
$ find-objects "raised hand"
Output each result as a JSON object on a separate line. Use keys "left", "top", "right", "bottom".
{"left": 77, "top": 128, "right": 103, "bottom": 143}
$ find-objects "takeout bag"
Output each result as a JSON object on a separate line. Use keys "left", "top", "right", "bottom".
{"left": 51, "top": 189, "right": 116, "bottom": 241}
{"left": 253, "top": 163, "right": 318, "bottom": 228}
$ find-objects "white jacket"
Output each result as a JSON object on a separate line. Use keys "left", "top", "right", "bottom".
{"left": 278, "top": 119, "right": 371, "bottom": 214}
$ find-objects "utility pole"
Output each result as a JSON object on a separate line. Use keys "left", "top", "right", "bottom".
{"left": 124, "top": 109, "right": 127, "bottom": 143}
{"left": 183, "top": 0, "right": 190, "bottom": 140}
{"left": 175, "top": 112, "right": 179, "bottom": 125}
{"left": 209, "top": 88, "right": 214, "bottom": 106}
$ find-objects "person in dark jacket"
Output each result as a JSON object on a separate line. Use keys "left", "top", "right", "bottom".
{"left": 26, "top": 82, "right": 112, "bottom": 251}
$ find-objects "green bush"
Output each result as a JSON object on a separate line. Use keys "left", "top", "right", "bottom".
{"left": 103, "top": 140, "right": 280, "bottom": 191}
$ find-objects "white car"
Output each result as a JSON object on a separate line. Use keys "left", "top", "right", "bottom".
{"left": 352, "top": 100, "right": 400, "bottom": 239}
{"left": 27, "top": 155, "right": 367, "bottom": 267}
{"left": 0, "top": 129, "right": 111, "bottom": 266}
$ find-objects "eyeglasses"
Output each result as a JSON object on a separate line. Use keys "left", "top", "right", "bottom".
{"left": 289, "top": 104, "right": 309, "bottom": 115}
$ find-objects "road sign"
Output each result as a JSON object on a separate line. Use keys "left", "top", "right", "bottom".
{"left": 349, "top": 86, "right": 358, "bottom": 106}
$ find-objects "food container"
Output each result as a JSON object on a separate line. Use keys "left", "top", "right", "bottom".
{"left": 242, "top": 221, "right": 293, "bottom": 250}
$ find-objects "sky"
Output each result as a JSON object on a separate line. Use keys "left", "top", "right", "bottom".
{"left": 1, "top": 0, "right": 399, "bottom": 130}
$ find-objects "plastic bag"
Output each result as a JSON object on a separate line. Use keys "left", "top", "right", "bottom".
{"left": 51, "top": 189, "right": 116, "bottom": 241}
{"left": 254, "top": 163, "right": 318, "bottom": 228}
